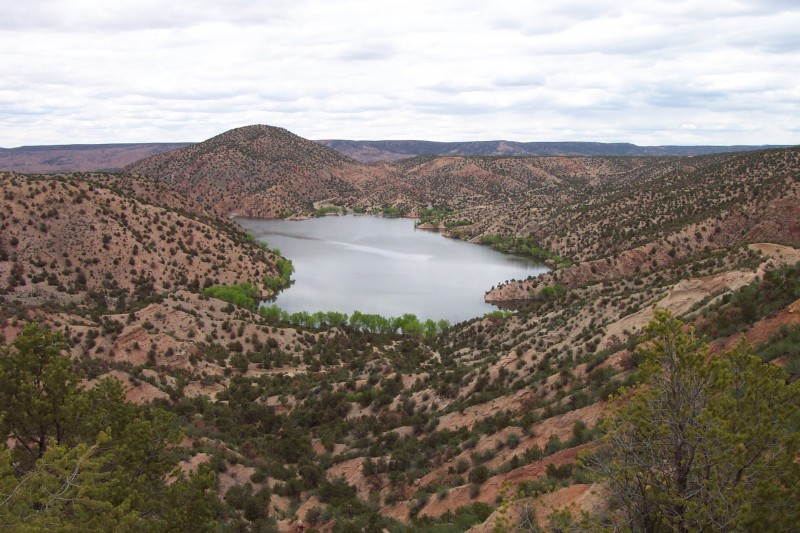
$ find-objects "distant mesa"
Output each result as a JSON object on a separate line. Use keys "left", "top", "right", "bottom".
{"left": 315, "top": 138, "right": 792, "bottom": 162}
{"left": 0, "top": 142, "right": 191, "bottom": 173}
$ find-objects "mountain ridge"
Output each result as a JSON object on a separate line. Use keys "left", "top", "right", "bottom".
{"left": 317, "top": 138, "right": 792, "bottom": 162}
{"left": 2, "top": 129, "right": 793, "bottom": 172}
{"left": 0, "top": 142, "right": 191, "bottom": 173}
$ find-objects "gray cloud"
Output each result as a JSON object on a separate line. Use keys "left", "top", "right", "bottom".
{"left": 492, "top": 74, "right": 546, "bottom": 88}
{"left": 336, "top": 44, "right": 396, "bottom": 61}
{"left": 0, "top": 0, "right": 798, "bottom": 146}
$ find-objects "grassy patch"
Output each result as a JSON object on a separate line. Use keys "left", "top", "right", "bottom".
{"left": 315, "top": 205, "right": 345, "bottom": 216}
{"left": 202, "top": 281, "right": 259, "bottom": 310}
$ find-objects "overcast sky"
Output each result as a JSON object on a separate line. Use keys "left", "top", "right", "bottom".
{"left": 1, "top": 0, "right": 799, "bottom": 146}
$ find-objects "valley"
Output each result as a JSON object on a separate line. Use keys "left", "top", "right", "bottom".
{"left": 1, "top": 125, "right": 798, "bottom": 531}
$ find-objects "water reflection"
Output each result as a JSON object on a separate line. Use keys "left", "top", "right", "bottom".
{"left": 235, "top": 215, "right": 548, "bottom": 323}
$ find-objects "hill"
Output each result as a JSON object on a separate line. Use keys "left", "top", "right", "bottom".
{"left": 0, "top": 171, "right": 283, "bottom": 312}
{"left": 125, "top": 125, "right": 400, "bottom": 218}
{"left": 1, "top": 125, "right": 799, "bottom": 531}
{"left": 122, "top": 125, "right": 800, "bottom": 231}
{"left": 0, "top": 142, "right": 191, "bottom": 173}
{"left": 124, "top": 126, "right": 668, "bottom": 219}
{"left": 412, "top": 147, "right": 800, "bottom": 259}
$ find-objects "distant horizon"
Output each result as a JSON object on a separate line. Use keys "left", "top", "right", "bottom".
{"left": 1, "top": 133, "right": 794, "bottom": 151}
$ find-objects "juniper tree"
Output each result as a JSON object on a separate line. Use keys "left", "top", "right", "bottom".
{"left": 592, "top": 310, "right": 800, "bottom": 532}
{"left": 0, "top": 323, "right": 221, "bottom": 530}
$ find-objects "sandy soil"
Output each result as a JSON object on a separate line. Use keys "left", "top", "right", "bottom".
{"left": 217, "top": 462, "right": 256, "bottom": 497}
{"left": 437, "top": 389, "right": 535, "bottom": 431}
{"left": 600, "top": 269, "right": 758, "bottom": 349}
{"left": 467, "top": 483, "right": 605, "bottom": 532}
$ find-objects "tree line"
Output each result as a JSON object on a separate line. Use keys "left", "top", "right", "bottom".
{"left": 259, "top": 305, "right": 450, "bottom": 337}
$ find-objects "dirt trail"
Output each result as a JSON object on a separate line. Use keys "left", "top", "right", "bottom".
{"left": 748, "top": 243, "right": 800, "bottom": 267}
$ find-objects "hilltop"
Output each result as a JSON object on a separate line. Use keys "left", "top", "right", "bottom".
{"left": 125, "top": 125, "right": 400, "bottom": 218}
{"left": 1, "top": 125, "right": 799, "bottom": 531}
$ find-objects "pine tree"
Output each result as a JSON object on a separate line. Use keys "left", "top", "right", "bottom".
{"left": 0, "top": 322, "right": 221, "bottom": 530}
{"left": 0, "top": 323, "right": 85, "bottom": 469}
{"left": 592, "top": 310, "right": 800, "bottom": 532}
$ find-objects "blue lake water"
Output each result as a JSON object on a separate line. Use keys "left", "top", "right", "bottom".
{"left": 235, "top": 215, "right": 548, "bottom": 323}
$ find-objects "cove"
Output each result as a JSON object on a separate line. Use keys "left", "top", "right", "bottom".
{"left": 235, "top": 215, "right": 548, "bottom": 323}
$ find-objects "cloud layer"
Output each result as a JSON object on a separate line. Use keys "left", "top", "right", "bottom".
{"left": 1, "top": 0, "right": 798, "bottom": 146}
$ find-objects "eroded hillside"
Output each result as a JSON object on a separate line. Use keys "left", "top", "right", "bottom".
{"left": 2, "top": 127, "right": 799, "bottom": 531}
{"left": 0, "top": 172, "right": 283, "bottom": 311}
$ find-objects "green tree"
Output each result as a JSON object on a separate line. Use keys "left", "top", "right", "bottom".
{"left": 0, "top": 435, "right": 220, "bottom": 532}
{"left": 0, "top": 437, "right": 144, "bottom": 532}
{"left": 0, "top": 323, "right": 86, "bottom": 468}
{"left": 0, "top": 322, "right": 221, "bottom": 530}
{"left": 423, "top": 318, "right": 438, "bottom": 338}
{"left": 592, "top": 310, "right": 800, "bottom": 532}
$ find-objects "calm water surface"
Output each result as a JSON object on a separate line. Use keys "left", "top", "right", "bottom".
{"left": 235, "top": 215, "right": 548, "bottom": 323}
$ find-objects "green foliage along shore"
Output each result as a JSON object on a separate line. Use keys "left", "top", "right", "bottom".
{"left": 202, "top": 281, "right": 261, "bottom": 310}
{"left": 202, "top": 254, "right": 294, "bottom": 310}
{"left": 479, "top": 234, "right": 570, "bottom": 267}
{"left": 263, "top": 256, "right": 294, "bottom": 293}
{"left": 260, "top": 305, "right": 450, "bottom": 337}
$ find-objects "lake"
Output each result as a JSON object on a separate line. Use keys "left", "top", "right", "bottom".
{"left": 235, "top": 215, "right": 548, "bottom": 323}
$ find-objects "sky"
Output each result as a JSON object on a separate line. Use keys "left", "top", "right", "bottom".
{"left": 1, "top": 0, "right": 799, "bottom": 147}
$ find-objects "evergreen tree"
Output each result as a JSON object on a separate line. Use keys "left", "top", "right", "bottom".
{"left": 0, "top": 323, "right": 221, "bottom": 530}
{"left": 0, "top": 323, "right": 85, "bottom": 468}
{"left": 592, "top": 310, "right": 800, "bottom": 532}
